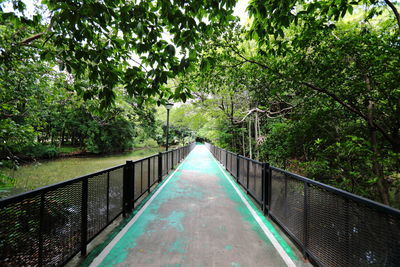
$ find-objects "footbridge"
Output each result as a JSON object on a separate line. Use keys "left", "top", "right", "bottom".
{"left": 0, "top": 144, "right": 399, "bottom": 266}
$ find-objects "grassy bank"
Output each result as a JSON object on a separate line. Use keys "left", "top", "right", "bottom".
{"left": 0, "top": 147, "right": 162, "bottom": 199}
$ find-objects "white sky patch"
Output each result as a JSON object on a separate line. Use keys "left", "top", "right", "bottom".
{"left": 234, "top": 0, "right": 250, "bottom": 25}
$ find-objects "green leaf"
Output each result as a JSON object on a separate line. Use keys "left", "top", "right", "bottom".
{"left": 200, "top": 58, "right": 210, "bottom": 72}
{"left": 165, "top": 44, "right": 176, "bottom": 56}
{"left": 348, "top": 5, "right": 353, "bottom": 15}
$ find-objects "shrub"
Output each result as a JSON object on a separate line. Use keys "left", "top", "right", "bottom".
{"left": 21, "top": 143, "right": 58, "bottom": 159}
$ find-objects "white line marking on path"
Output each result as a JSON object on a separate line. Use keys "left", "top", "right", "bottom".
{"left": 89, "top": 151, "right": 192, "bottom": 267}
{"left": 209, "top": 152, "right": 297, "bottom": 267}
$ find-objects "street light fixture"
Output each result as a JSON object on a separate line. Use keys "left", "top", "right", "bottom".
{"left": 165, "top": 102, "right": 174, "bottom": 151}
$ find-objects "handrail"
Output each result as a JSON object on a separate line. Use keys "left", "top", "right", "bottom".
{"left": 205, "top": 142, "right": 400, "bottom": 267}
{"left": 270, "top": 166, "right": 400, "bottom": 216}
{"left": 0, "top": 143, "right": 196, "bottom": 266}
{"left": 0, "top": 164, "right": 126, "bottom": 206}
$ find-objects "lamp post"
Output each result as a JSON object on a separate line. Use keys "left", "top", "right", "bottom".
{"left": 165, "top": 102, "right": 173, "bottom": 151}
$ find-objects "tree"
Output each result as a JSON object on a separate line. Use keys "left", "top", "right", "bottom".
{"left": 1, "top": 0, "right": 237, "bottom": 106}
{"left": 175, "top": 11, "right": 400, "bottom": 206}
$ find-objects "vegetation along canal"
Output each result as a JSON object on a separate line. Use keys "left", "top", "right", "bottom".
{"left": 0, "top": 148, "right": 161, "bottom": 199}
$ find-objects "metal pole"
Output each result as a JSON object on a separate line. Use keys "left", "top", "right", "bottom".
{"left": 158, "top": 152, "right": 162, "bottom": 183}
{"left": 262, "top": 163, "right": 266, "bottom": 214}
{"left": 166, "top": 108, "right": 170, "bottom": 151}
{"left": 106, "top": 171, "right": 110, "bottom": 223}
{"left": 147, "top": 158, "right": 151, "bottom": 193}
{"left": 236, "top": 154, "right": 240, "bottom": 182}
{"left": 123, "top": 160, "right": 134, "bottom": 216}
{"left": 246, "top": 160, "right": 250, "bottom": 194}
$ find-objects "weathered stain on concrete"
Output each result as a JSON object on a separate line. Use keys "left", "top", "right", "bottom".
{"left": 88, "top": 145, "right": 307, "bottom": 266}
{"left": 224, "top": 245, "right": 233, "bottom": 251}
{"left": 168, "top": 238, "right": 188, "bottom": 253}
{"left": 161, "top": 211, "right": 186, "bottom": 232}
{"left": 213, "top": 157, "right": 298, "bottom": 261}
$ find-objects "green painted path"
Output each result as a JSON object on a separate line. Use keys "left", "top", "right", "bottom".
{"left": 88, "top": 145, "right": 307, "bottom": 267}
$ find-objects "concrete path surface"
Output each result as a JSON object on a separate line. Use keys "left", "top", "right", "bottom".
{"left": 88, "top": 145, "right": 305, "bottom": 267}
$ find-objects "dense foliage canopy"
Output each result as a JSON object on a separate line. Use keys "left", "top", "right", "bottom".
{"left": 172, "top": 2, "right": 400, "bottom": 207}
{"left": 1, "top": 0, "right": 399, "bottom": 208}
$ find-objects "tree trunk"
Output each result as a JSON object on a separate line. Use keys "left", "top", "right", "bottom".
{"left": 368, "top": 99, "right": 390, "bottom": 205}
{"left": 255, "top": 112, "right": 260, "bottom": 160}
{"left": 59, "top": 129, "right": 65, "bottom": 148}
{"left": 364, "top": 75, "right": 390, "bottom": 205}
{"left": 242, "top": 129, "right": 246, "bottom": 156}
{"left": 249, "top": 118, "right": 252, "bottom": 159}
{"left": 72, "top": 131, "right": 76, "bottom": 146}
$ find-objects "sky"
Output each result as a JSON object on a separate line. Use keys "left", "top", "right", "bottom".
{"left": 234, "top": 0, "right": 250, "bottom": 25}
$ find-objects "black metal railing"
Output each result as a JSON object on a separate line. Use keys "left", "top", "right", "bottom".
{"left": 205, "top": 143, "right": 400, "bottom": 267}
{"left": 0, "top": 143, "right": 195, "bottom": 267}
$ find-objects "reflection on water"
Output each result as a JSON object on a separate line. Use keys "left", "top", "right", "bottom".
{"left": 0, "top": 148, "right": 161, "bottom": 199}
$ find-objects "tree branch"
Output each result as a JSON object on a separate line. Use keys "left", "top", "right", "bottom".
{"left": 235, "top": 106, "right": 293, "bottom": 123}
{"left": 20, "top": 19, "right": 54, "bottom": 45}
{"left": 225, "top": 43, "right": 399, "bottom": 147}
{"left": 384, "top": 0, "right": 400, "bottom": 30}
{"left": 20, "top": 32, "right": 45, "bottom": 45}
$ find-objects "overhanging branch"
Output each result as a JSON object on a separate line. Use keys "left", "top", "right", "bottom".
{"left": 225, "top": 43, "right": 398, "bottom": 146}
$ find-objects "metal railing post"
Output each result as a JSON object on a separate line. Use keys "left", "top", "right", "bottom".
{"left": 236, "top": 154, "right": 240, "bottom": 182}
{"left": 230, "top": 153, "right": 233, "bottom": 173}
{"left": 140, "top": 161, "right": 143, "bottom": 196}
{"left": 226, "top": 150, "right": 228, "bottom": 170}
{"left": 131, "top": 162, "right": 136, "bottom": 211}
{"left": 246, "top": 160, "right": 250, "bottom": 194}
{"left": 123, "top": 160, "right": 134, "bottom": 217}
{"left": 147, "top": 158, "right": 151, "bottom": 193}
{"left": 106, "top": 171, "right": 110, "bottom": 223}
{"left": 262, "top": 163, "right": 267, "bottom": 214}
{"left": 267, "top": 166, "right": 272, "bottom": 217}
{"left": 81, "top": 178, "right": 88, "bottom": 256}
{"left": 167, "top": 152, "right": 169, "bottom": 172}
{"left": 158, "top": 152, "right": 163, "bottom": 183}
{"left": 123, "top": 163, "right": 128, "bottom": 217}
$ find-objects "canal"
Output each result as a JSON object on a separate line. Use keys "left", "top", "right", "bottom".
{"left": 0, "top": 147, "right": 162, "bottom": 199}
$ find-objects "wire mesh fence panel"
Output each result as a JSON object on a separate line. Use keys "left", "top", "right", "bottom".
{"left": 0, "top": 194, "right": 41, "bottom": 266}
{"left": 205, "top": 143, "right": 400, "bottom": 266}
{"left": 43, "top": 182, "right": 82, "bottom": 265}
{"left": 307, "top": 184, "right": 400, "bottom": 266}
{"left": 254, "top": 163, "right": 262, "bottom": 202}
{"left": 239, "top": 157, "right": 247, "bottom": 186}
{"left": 108, "top": 167, "right": 123, "bottom": 220}
{"left": 0, "top": 144, "right": 196, "bottom": 267}
{"left": 152, "top": 156, "right": 158, "bottom": 184}
{"left": 231, "top": 153, "right": 237, "bottom": 178}
{"left": 87, "top": 173, "right": 108, "bottom": 241}
{"left": 226, "top": 152, "right": 231, "bottom": 172}
{"left": 142, "top": 160, "right": 149, "bottom": 192}
{"left": 247, "top": 161, "right": 262, "bottom": 203}
{"left": 173, "top": 150, "right": 177, "bottom": 167}
{"left": 221, "top": 150, "right": 226, "bottom": 167}
{"left": 270, "top": 169, "right": 305, "bottom": 245}
{"left": 248, "top": 161, "right": 257, "bottom": 199}
{"left": 134, "top": 162, "right": 142, "bottom": 199}
{"left": 162, "top": 153, "right": 167, "bottom": 176}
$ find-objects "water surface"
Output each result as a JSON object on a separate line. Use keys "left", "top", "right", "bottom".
{"left": 0, "top": 148, "right": 161, "bottom": 199}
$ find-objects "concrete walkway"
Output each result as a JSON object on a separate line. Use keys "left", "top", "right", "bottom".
{"left": 88, "top": 145, "right": 304, "bottom": 267}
